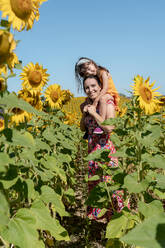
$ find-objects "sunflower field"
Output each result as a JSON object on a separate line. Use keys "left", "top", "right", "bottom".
{"left": 0, "top": 1, "right": 165, "bottom": 248}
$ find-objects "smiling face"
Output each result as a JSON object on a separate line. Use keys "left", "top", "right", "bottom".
{"left": 85, "top": 63, "right": 97, "bottom": 76}
{"left": 84, "top": 77, "right": 101, "bottom": 100}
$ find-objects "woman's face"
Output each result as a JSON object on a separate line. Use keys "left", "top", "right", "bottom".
{"left": 84, "top": 77, "right": 101, "bottom": 100}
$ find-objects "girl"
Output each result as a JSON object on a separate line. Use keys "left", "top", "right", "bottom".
{"left": 75, "top": 57, "right": 120, "bottom": 135}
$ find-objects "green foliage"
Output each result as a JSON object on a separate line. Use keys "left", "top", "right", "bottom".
{"left": 84, "top": 96, "right": 165, "bottom": 248}
{"left": 0, "top": 98, "right": 82, "bottom": 247}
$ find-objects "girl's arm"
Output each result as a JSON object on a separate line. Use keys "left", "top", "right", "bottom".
{"left": 87, "top": 102, "right": 115, "bottom": 133}
{"left": 93, "top": 71, "right": 109, "bottom": 106}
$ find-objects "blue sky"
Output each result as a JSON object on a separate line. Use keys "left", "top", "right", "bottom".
{"left": 3, "top": 0, "right": 165, "bottom": 96}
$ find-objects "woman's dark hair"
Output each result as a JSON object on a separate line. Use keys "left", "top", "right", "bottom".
{"left": 83, "top": 75, "right": 102, "bottom": 92}
{"left": 75, "top": 57, "right": 109, "bottom": 93}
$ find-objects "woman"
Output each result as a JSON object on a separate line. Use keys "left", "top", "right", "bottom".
{"left": 80, "top": 75, "right": 123, "bottom": 222}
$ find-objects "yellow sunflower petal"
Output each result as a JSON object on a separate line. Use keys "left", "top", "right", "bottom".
{"left": 0, "top": 0, "right": 47, "bottom": 31}
{"left": 44, "top": 84, "right": 63, "bottom": 109}
{"left": 131, "top": 75, "right": 162, "bottom": 115}
{"left": 21, "top": 62, "right": 49, "bottom": 94}
{"left": 0, "top": 119, "right": 5, "bottom": 131}
{"left": 11, "top": 107, "right": 31, "bottom": 124}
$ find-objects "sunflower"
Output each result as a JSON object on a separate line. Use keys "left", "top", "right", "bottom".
{"left": 61, "top": 89, "right": 73, "bottom": 105}
{"left": 159, "top": 96, "right": 165, "bottom": 107}
{"left": 118, "top": 107, "right": 127, "bottom": 117}
{"left": 0, "top": 0, "right": 47, "bottom": 31}
{"left": 44, "top": 84, "right": 63, "bottom": 109}
{"left": 0, "top": 119, "right": 5, "bottom": 131}
{"left": 21, "top": 62, "right": 49, "bottom": 94}
{"left": 63, "top": 110, "right": 80, "bottom": 126}
{"left": 0, "top": 30, "right": 19, "bottom": 71}
{"left": 18, "top": 88, "right": 42, "bottom": 110}
{"left": 0, "top": 77, "right": 6, "bottom": 92}
{"left": 10, "top": 107, "right": 31, "bottom": 124}
{"left": 131, "top": 75, "right": 162, "bottom": 115}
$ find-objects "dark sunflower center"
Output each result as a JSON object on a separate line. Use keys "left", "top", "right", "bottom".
{"left": 0, "top": 79, "right": 6, "bottom": 92}
{"left": 28, "top": 71, "right": 42, "bottom": 87}
{"left": 0, "top": 32, "right": 10, "bottom": 56}
{"left": 10, "top": 0, "right": 32, "bottom": 20}
{"left": 0, "top": 120, "right": 4, "bottom": 128}
{"left": 12, "top": 108, "right": 24, "bottom": 115}
{"left": 140, "top": 86, "right": 152, "bottom": 103}
{"left": 50, "top": 91, "right": 59, "bottom": 102}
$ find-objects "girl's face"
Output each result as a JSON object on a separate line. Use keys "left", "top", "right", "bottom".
{"left": 84, "top": 77, "right": 101, "bottom": 100}
{"left": 85, "top": 63, "right": 97, "bottom": 76}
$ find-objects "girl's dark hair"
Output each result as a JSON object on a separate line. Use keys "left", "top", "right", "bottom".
{"left": 83, "top": 75, "right": 102, "bottom": 92}
{"left": 75, "top": 57, "right": 109, "bottom": 92}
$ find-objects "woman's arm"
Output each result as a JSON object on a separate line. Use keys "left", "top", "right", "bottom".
{"left": 87, "top": 102, "right": 115, "bottom": 133}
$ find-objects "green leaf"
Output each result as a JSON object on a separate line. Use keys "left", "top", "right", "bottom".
{"left": 0, "top": 19, "right": 10, "bottom": 27}
{"left": 110, "top": 133, "right": 121, "bottom": 146}
{"left": 1, "top": 176, "right": 19, "bottom": 189}
{"left": 0, "top": 152, "right": 12, "bottom": 172}
{"left": 121, "top": 213, "right": 165, "bottom": 248}
{"left": 40, "top": 186, "right": 69, "bottom": 217}
{"left": 102, "top": 117, "right": 119, "bottom": 126}
{"left": 110, "top": 147, "right": 128, "bottom": 158}
{"left": 64, "top": 188, "right": 75, "bottom": 197}
{"left": 0, "top": 93, "right": 41, "bottom": 115}
{"left": 146, "top": 124, "right": 162, "bottom": 140}
{"left": 106, "top": 214, "right": 128, "bottom": 239}
{"left": 41, "top": 155, "right": 67, "bottom": 183}
{"left": 1, "top": 208, "right": 41, "bottom": 248}
{"left": 30, "top": 200, "right": 70, "bottom": 241}
{"left": 124, "top": 173, "right": 149, "bottom": 193}
{"left": 142, "top": 154, "right": 165, "bottom": 169}
{"left": 25, "top": 179, "right": 38, "bottom": 201}
{"left": 155, "top": 174, "right": 165, "bottom": 189}
{"left": 138, "top": 200, "right": 164, "bottom": 219}
{"left": 14, "top": 63, "right": 23, "bottom": 70}
{"left": 0, "top": 192, "right": 10, "bottom": 231}
{"left": 85, "top": 149, "right": 110, "bottom": 162}
{"left": 88, "top": 175, "right": 100, "bottom": 181}
{"left": 12, "top": 130, "right": 35, "bottom": 147}
{"left": 42, "top": 128, "right": 57, "bottom": 143}
{"left": 35, "top": 138, "right": 51, "bottom": 152}
{"left": 154, "top": 189, "right": 165, "bottom": 200}
{"left": 19, "top": 148, "right": 37, "bottom": 165}
{"left": 56, "top": 153, "right": 72, "bottom": 164}
{"left": 33, "top": 167, "right": 54, "bottom": 182}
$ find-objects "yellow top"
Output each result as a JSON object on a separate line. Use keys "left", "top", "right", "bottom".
{"left": 99, "top": 70, "right": 120, "bottom": 111}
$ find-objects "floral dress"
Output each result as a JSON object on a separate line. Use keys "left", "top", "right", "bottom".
{"left": 84, "top": 99, "right": 124, "bottom": 221}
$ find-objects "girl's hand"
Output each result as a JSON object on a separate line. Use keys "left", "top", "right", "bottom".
{"left": 87, "top": 105, "right": 96, "bottom": 115}
{"left": 83, "top": 104, "right": 90, "bottom": 113}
